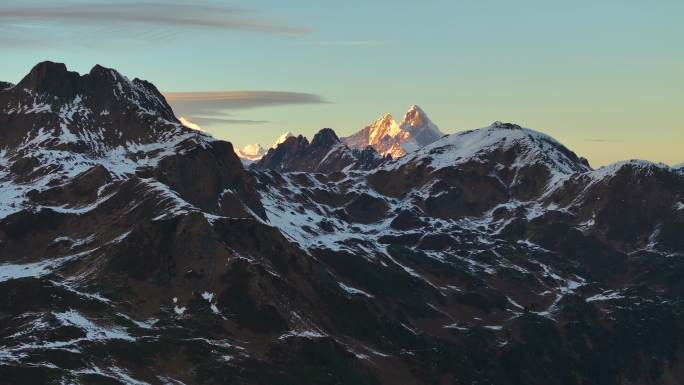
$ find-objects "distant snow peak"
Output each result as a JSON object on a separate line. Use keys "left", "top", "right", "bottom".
{"left": 243, "top": 143, "right": 265, "bottom": 156}
{"left": 369, "top": 113, "right": 402, "bottom": 142}
{"left": 342, "top": 105, "right": 443, "bottom": 158}
{"left": 235, "top": 132, "right": 295, "bottom": 162}
{"left": 236, "top": 143, "right": 266, "bottom": 161}
{"left": 399, "top": 105, "right": 444, "bottom": 146}
{"left": 400, "top": 105, "right": 428, "bottom": 128}
{"left": 372, "top": 112, "right": 396, "bottom": 126}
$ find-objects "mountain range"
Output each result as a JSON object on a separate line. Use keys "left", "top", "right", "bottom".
{"left": 1, "top": 62, "right": 683, "bottom": 385}
{"left": 235, "top": 105, "right": 444, "bottom": 163}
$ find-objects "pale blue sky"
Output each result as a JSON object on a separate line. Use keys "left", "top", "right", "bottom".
{"left": 1, "top": 0, "right": 682, "bottom": 166}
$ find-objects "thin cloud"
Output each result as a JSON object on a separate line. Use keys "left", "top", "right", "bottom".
{"left": 295, "top": 40, "right": 387, "bottom": 47}
{"left": 584, "top": 138, "right": 623, "bottom": 143}
{"left": 188, "top": 116, "right": 271, "bottom": 126}
{"left": 164, "top": 91, "right": 329, "bottom": 113}
{"left": 0, "top": 2, "right": 309, "bottom": 42}
{"left": 165, "top": 90, "right": 326, "bottom": 129}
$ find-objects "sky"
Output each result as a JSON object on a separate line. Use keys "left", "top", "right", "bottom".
{"left": 1, "top": 0, "right": 682, "bottom": 167}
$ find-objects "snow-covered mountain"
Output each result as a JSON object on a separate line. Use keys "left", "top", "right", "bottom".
{"left": 2, "top": 62, "right": 684, "bottom": 385}
{"left": 235, "top": 143, "right": 266, "bottom": 161}
{"left": 239, "top": 104, "right": 442, "bottom": 164}
{"left": 234, "top": 132, "right": 294, "bottom": 162}
{"left": 342, "top": 105, "right": 444, "bottom": 158}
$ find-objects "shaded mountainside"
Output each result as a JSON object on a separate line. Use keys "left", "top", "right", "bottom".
{"left": 1, "top": 62, "right": 684, "bottom": 385}
{"left": 255, "top": 128, "right": 388, "bottom": 173}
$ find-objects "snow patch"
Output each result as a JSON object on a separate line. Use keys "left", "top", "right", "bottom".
{"left": 278, "top": 330, "right": 326, "bottom": 340}
{"left": 587, "top": 291, "right": 625, "bottom": 302}
{"left": 338, "top": 282, "right": 374, "bottom": 298}
{"left": 0, "top": 249, "right": 96, "bottom": 282}
{"left": 54, "top": 310, "right": 134, "bottom": 341}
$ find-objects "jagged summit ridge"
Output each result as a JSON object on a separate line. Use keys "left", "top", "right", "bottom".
{"left": 240, "top": 106, "right": 442, "bottom": 163}
{"left": 0, "top": 60, "right": 267, "bottom": 233}
{"left": 1, "top": 61, "right": 196, "bottom": 154}
{"left": 0, "top": 61, "right": 215, "bottom": 218}
{"left": 14, "top": 61, "right": 174, "bottom": 118}
{"left": 255, "top": 127, "right": 386, "bottom": 172}
{"left": 342, "top": 105, "right": 443, "bottom": 157}
{"left": 310, "top": 127, "right": 339, "bottom": 147}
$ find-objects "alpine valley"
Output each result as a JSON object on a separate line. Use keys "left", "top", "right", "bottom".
{"left": 1, "top": 62, "right": 684, "bottom": 385}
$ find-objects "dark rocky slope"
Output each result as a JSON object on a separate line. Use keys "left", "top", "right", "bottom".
{"left": 255, "top": 128, "right": 388, "bottom": 173}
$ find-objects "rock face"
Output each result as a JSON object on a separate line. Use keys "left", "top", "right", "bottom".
{"left": 2, "top": 62, "right": 684, "bottom": 385}
{"left": 342, "top": 105, "right": 444, "bottom": 157}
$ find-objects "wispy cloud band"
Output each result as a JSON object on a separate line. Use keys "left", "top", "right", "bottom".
{"left": 294, "top": 40, "right": 387, "bottom": 47}
{"left": 185, "top": 116, "right": 271, "bottom": 126}
{"left": 164, "top": 91, "right": 329, "bottom": 112}
{"left": 0, "top": 2, "right": 309, "bottom": 35}
{"left": 584, "top": 138, "right": 623, "bottom": 143}
{"left": 165, "top": 90, "right": 328, "bottom": 128}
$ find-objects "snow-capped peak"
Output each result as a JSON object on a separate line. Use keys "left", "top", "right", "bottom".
{"left": 340, "top": 112, "right": 407, "bottom": 158}
{"left": 399, "top": 105, "right": 444, "bottom": 147}
{"left": 392, "top": 122, "right": 592, "bottom": 178}
{"left": 372, "top": 112, "right": 395, "bottom": 125}
{"left": 399, "top": 105, "right": 428, "bottom": 128}
{"left": 368, "top": 113, "right": 403, "bottom": 144}
{"left": 236, "top": 143, "right": 267, "bottom": 161}
{"left": 235, "top": 132, "right": 294, "bottom": 162}
{"left": 342, "top": 105, "right": 443, "bottom": 158}
{"left": 242, "top": 143, "right": 266, "bottom": 157}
